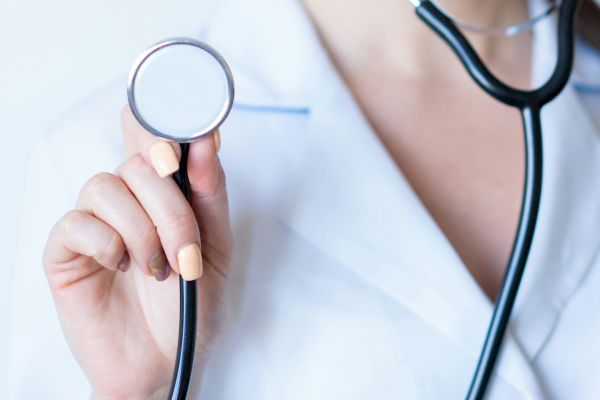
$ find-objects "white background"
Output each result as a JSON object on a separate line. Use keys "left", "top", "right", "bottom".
{"left": 0, "top": 0, "right": 213, "bottom": 396}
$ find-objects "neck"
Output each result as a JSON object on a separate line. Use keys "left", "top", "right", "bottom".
{"left": 425, "top": 0, "right": 528, "bottom": 30}
{"left": 301, "top": 0, "right": 531, "bottom": 86}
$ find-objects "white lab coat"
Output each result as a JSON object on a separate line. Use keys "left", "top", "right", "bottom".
{"left": 9, "top": 0, "right": 600, "bottom": 398}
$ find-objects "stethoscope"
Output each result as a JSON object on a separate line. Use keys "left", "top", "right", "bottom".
{"left": 126, "top": 0, "right": 581, "bottom": 398}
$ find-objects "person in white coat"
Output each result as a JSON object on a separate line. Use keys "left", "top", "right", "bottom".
{"left": 10, "top": 0, "right": 600, "bottom": 398}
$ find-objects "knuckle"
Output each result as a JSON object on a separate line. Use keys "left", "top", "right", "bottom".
{"left": 158, "top": 209, "right": 199, "bottom": 240}
{"left": 82, "top": 172, "right": 122, "bottom": 198}
{"left": 94, "top": 231, "right": 123, "bottom": 266}
{"left": 194, "top": 163, "right": 227, "bottom": 201}
{"left": 43, "top": 211, "right": 84, "bottom": 268}
{"left": 130, "top": 219, "right": 159, "bottom": 249}
{"left": 120, "top": 153, "right": 149, "bottom": 176}
{"left": 60, "top": 209, "right": 85, "bottom": 234}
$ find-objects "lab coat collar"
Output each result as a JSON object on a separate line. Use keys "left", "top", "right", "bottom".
{"left": 201, "top": 0, "right": 316, "bottom": 110}
{"left": 530, "top": 0, "right": 600, "bottom": 88}
{"left": 204, "top": 0, "right": 600, "bottom": 397}
{"left": 512, "top": 0, "right": 600, "bottom": 359}
{"left": 277, "top": 72, "right": 545, "bottom": 397}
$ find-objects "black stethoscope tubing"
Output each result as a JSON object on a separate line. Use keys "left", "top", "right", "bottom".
{"left": 415, "top": 0, "right": 580, "bottom": 398}
{"left": 170, "top": 143, "right": 197, "bottom": 400}
{"left": 167, "top": 0, "right": 580, "bottom": 398}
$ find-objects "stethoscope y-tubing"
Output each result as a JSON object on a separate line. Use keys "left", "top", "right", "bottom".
{"left": 464, "top": 107, "right": 542, "bottom": 400}
{"left": 162, "top": 1, "right": 579, "bottom": 398}
{"left": 169, "top": 143, "right": 197, "bottom": 400}
{"left": 415, "top": 0, "right": 579, "bottom": 399}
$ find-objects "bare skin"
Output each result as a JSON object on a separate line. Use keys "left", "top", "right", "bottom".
{"left": 302, "top": 0, "right": 531, "bottom": 299}
{"left": 44, "top": 108, "right": 232, "bottom": 399}
{"left": 43, "top": 0, "right": 532, "bottom": 398}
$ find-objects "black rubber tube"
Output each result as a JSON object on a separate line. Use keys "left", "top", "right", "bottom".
{"left": 416, "top": 0, "right": 579, "bottom": 109}
{"left": 165, "top": 2, "right": 579, "bottom": 398}
{"left": 414, "top": 1, "right": 580, "bottom": 398}
{"left": 168, "top": 143, "right": 198, "bottom": 400}
{"left": 465, "top": 106, "right": 543, "bottom": 400}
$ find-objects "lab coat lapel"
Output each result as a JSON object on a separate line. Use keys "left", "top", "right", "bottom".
{"left": 205, "top": 0, "right": 550, "bottom": 396}
{"left": 274, "top": 32, "right": 544, "bottom": 398}
{"left": 260, "top": 2, "right": 544, "bottom": 397}
{"left": 511, "top": 0, "right": 600, "bottom": 359}
{"left": 514, "top": 79, "right": 600, "bottom": 360}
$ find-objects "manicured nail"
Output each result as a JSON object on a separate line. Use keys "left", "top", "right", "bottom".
{"left": 149, "top": 141, "right": 179, "bottom": 178}
{"left": 213, "top": 130, "right": 221, "bottom": 153}
{"left": 149, "top": 250, "right": 170, "bottom": 282}
{"left": 177, "top": 243, "right": 203, "bottom": 281}
{"left": 118, "top": 252, "right": 130, "bottom": 272}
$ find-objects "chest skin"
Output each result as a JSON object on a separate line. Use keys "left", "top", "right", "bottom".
{"left": 299, "top": 0, "right": 534, "bottom": 300}
{"left": 347, "top": 70, "right": 525, "bottom": 299}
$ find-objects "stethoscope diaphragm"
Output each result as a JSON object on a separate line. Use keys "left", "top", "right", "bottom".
{"left": 127, "top": 38, "right": 234, "bottom": 143}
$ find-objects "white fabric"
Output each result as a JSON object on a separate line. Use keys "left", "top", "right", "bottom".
{"left": 9, "top": 0, "right": 600, "bottom": 398}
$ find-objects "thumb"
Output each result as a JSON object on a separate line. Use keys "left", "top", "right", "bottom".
{"left": 186, "top": 130, "right": 233, "bottom": 268}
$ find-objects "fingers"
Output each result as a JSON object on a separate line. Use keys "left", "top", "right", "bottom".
{"left": 46, "top": 102, "right": 230, "bottom": 289}
{"left": 121, "top": 105, "right": 181, "bottom": 178}
{"left": 118, "top": 154, "right": 203, "bottom": 281}
{"left": 76, "top": 172, "right": 169, "bottom": 281}
{"left": 121, "top": 103, "right": 231, "bottom": 278}
{"left": 45, "top": 209, "right": 126, "bottom": 273}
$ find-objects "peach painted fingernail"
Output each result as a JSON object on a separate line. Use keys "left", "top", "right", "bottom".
{"left": 178, "top": 243, "right": 203, "bottom": 281}
{"left": 149, "top": 250, "right": 170, "bottom": 282}
{"left": 213, "top": 130, "right": 221, "bottom": 153}
{"left": 149, "top": 141, "right": 179, "bottom": 178}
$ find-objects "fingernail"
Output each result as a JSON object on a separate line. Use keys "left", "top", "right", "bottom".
{"left": 177, "top": 243, "right": 203, "bottom": 281}
{"left": 149, "top": 250, "right": 170, "bottom": 282}
{"left": 213, "top": 130, "right": 221, "bottom": 153}
{"left": 118, "top": 252, "right": 130, "bottom": 272}
{"left": 149, "top": 141, "right": 179, "bottom": 178}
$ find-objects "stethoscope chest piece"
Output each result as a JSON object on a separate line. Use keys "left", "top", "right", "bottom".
{"left": 127, "top": 38, "right": 234, "bottom": 400}
{"left": 128, "top": 38, "right": 234, "bottom": 143}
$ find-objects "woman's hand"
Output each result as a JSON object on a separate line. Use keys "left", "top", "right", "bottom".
{"left": 43, "top": 106, "right": 232, "bottom": 399}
